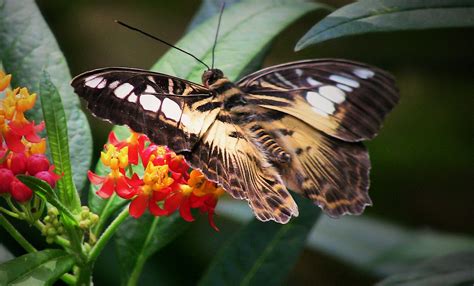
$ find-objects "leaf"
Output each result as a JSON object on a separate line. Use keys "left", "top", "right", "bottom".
{"left": 217, "top": 200, "right": 474, "bottom": 277}
{"left": 115, "top": 213, "right": 189, "bottom": 285}
{"left": 39, "top": 72, "right": 81, "bottom": 211}
{"left": 152, "top": 0, "right": 327, "bottom": 82}
{"left": 295, "top": 0, "right": 474, "bottom": 50}
{"left": 0, "top": 0, "right": 92, "bottom": 192}
{"left": 187, "top": 0, "right": 245, "bottom": 31}
{"left": 0, "top": 249, "right": 75, "bottom": 286}
{"left": 376, "top": 251, "right": 474, "bottom": 286}
{"left": 18, "top": 175, "right": 78, "bottom": 227}
{"left": 199, "top": 197, "right": 320, "bottom": 286}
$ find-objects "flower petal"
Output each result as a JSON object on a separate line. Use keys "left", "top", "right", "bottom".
{"left": 87, "top": 170, "right": 106, "bottom": 185}
{"left": 96, "top": 177, "right": 115, "bottom": 199}
{"left": 116, "top": 176, "right": 135, "bottom": 199}
{"left": 179, "top": 196, "right": 194, "bottom": 222}
{"left": 129, "top": 194, "right": 148, "bottom": 218}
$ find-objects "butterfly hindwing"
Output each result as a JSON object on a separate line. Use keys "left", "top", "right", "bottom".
{"left": 238, "top": 59, "right": 399, "bottom": 142}
{"left": 71, "top": 68, "right": 221, "bottom": 152}
{"left": 258, "top": 113, "right": 371, "bottom": 217}
{"left": 184, "top": 113, "right": 299, "bottom": 223}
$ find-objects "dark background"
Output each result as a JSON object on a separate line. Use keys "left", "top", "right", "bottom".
{"left": 11, "top": 0, "right": 474, "bottom": 284}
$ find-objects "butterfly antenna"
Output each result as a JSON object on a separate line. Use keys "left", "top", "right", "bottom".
{"left": 211, "top": 2, "right": 226, "bottom": 69}
{"left": 115, "top": 20, "right": 210, "bottom": 70}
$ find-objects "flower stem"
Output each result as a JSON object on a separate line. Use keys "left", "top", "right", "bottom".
{"left": 0, "top": 207, "right": 21, "bottom": 218}
{"left": 88, "top": 206, "right": 129, "bottom": 262}
{"left": 0, "top": 214, "right": 37, "bottom": 252}
{"left": 93, "top": 194, "right": 127, "bottom": 236}
{"left": 126, "top": 216, "right": 160, "bottom": 286}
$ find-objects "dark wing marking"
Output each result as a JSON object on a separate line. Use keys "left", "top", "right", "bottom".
{"left": 71, "top": 67, "right": 221, "bottom": 152}
{"left": 237, "top": 59, "right": 399, "bottom": 142}
{"left": 184, "top": 114, "right": 299, "bottom": 223}
{"left": 260, "top": 114, "right": 371, "bottom": 217}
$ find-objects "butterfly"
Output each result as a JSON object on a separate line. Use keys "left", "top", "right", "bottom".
{"left": 71, "top": 58, "right": 399, "bottom": 224}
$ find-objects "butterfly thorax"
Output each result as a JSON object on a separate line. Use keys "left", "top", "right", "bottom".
{"left": 203, "top": 69, "right": 247, "bottom": 110}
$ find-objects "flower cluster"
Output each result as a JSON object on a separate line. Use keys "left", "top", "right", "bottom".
{"left": 89, "top": 131, "right": 225, "bottom": 230}
{"left": 0, "top": 71, "right": 59, "bottom": 202}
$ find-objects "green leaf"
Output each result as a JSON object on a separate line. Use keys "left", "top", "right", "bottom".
{"left": 0, "top": 0, "right": 92, "bottom": 192}
{"left": 308, "top": 216, "right": 474, "bottom": 277}
{"left": 217, "top": 200, "right": 474, "bottom": 277}
{"left": 152, "top": 0, "right": 327, "bottom": 82}
{"left": 199, "top": 197, "right": 320, "bottom": 286}
{"left": 115, "top": 213, "right": 189, "bottom": 285}
{"left": 0, "top": 249, "right": 74, "bottom": 286}
{"left": 39, "top": 72, "right": 81, "bottom": 211}
{"left": 18, "top": 175, "right": 78, "bottom": 227}
{"left": 376, "top": 251, "right": 474, "bottom": 286}
{"left": 295, "top": 0, "right": 474, "bottom": 50}
{"left": 188, "top": 0, "right": 245, "bottom": 31}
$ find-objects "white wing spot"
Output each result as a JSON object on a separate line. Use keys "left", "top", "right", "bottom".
{"left": 295, "top": 69, "right": 303, "bottom": 76}
{"left": 139, "top": 94, "right": 161, "bottom": 112}
{"left": 306, "top": 77, "right": 322, "bottom": 86}
{"left": 85, "top": 76, "right": 105, "bottom": 89}
{"left": 162, "top": 98, "right": 182, "bottom": 121}
{"left": 127, "top": 92, "right": 138, "bottom": 103}
{"left": 329, "top": 75, "right": 360, "bottom": 88}
{"left": 180, "top": 114, "right": 191, "bottom": 127}
{"left": 353, "top": 68, "right": 375, "bottom": 79}
{"left": 114, "top": 83, "right": 134, "bottom": 99}
{"left": 168, "top": 79, "right": 175, "bottom": 94}
{"left": 306, "top": 91, "right": 335, "bottom": 116}
{"left": 275, "top": 72, "right": 298, "bottom": 88}
{"left": 145, "top": 85, "right": 156, "bottom": 93}
{"left": 319, "top": 85, "right": 346, "bottom": 104}
{"left": 147, "top": 76, "right": 156, "bottom": 83}
{"left": 109, "top": 81, "right": 120, "bottom": 89}
{"left": 336, "top": 83, "right": 353, "bottom": 92}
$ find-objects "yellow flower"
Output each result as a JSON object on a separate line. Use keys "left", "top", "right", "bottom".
{"left": 0, "top": 71, "right": 11, "bottom": 92}
{"left": 100, "top": 144, "right": 129, "bottom": 171}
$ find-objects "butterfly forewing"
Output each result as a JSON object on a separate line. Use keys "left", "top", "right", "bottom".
{"left": 238, "top": 59, "right": 399, "bottom": 142}
{"left": 71, "top": 68, "right": 220, "bottom": 152}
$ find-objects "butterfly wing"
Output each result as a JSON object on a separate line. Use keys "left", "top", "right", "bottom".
{"left": 259, "top": 114, "right": 371, "bottom": 217}
{"left": 183, "top": 112, "right": 299, "bottom": 223}
{"left": 71, "top": 68, "right": 221, "bottom": 152}
{"left": 237, "top": 59, "right": 399, "bottom": 142}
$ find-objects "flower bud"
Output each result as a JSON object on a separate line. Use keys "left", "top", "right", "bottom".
{"left": 35, "top": 171, "right": 57, "bottom": 188}
{"left": 0, "top": 168, "right": 14, "bottom": 193}
{"left": 10, "top": 178, "right": 33, "bottom": 202}
{"left": 9, "top": 153, "right": 27, "bottom": 175}
{"left": 26, "top": 154, "right": 50, "bottom": 175}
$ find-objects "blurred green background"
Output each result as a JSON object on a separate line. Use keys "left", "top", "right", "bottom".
{"left": 3, "top": 0, "right": 473, "bottom": 285}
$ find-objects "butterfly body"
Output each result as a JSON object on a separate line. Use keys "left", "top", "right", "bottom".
{"left": 72, "top": 59, "right": 399, "bottom": 223}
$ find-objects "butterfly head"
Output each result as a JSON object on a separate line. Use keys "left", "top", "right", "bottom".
{"left": 202, "top": 69, "right": 224, "bottom": 87}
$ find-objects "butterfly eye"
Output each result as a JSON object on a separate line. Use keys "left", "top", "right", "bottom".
{"left": 202, "top": 69, "right": 224, "bottom": 87}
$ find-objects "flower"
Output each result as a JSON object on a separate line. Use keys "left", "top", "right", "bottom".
{"left": 0, "top": 71, "right": 58, "bottom": 203}
{"left": 89, "top": 129, "right": 226, "bottom": 230}
{"left": 108, "top": 131, "right": 147, "bottom": 165}
{"left": 88, "top": 144, "right": 132, "bottom": 199}
{"left": 127, "top": 162, "right": 176, "bottom": 218}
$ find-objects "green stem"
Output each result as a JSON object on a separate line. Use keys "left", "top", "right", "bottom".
{"left": 5, "top": 196, "right": 21, "bottom": 213}
{"left": 0, "top": 207, "right": 21, "bottom": 218}
{"left": 61, "top": 273, "right": 76, "bottom": 285}
{"left": 88, "top": 206, "right": 129, "bottom": 262}
{"left": 0, "top": 214, "right": 37, "bottom": 252}
{"left": 76, "top": 262, "right": 93, "bottom": 286}
{"left": 126, "top": 217, "right": 160, "bottom": 286}
{"left": 93, "top": 194, "right": 127, "bottom": 236}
